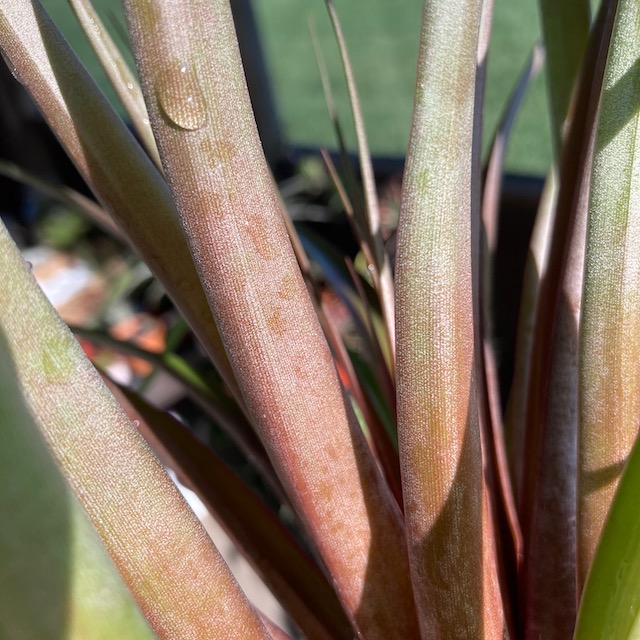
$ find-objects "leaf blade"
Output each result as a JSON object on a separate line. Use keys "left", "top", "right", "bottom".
{"left": 395, "top": 0, "right": 505, "bottom": 636}
{"left": 122, "top": 1, "right": 419, "bottom": 638}
{"left": 578, "top": 0, "right": 640, "bottom": 588}
{"left": 0, "top": 220, "right": 272, "bottom": 640}
{"left": 0, "top": 0, "right": 241, "bottom": 405}
{"left": 538, "top": 0, "right": 591, "bottom": 155}
{"left": 574, "top": 422, "right": 640, "bottom": 639}
{"left": 0, "top": 331, "right": 157, "bottom": 640}
{"left": 109, "top": 383, "right": 353, "bottom": 640}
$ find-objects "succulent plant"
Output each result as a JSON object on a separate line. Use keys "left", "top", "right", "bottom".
{"left": 1, "top": 0, "right": 639, "bottom": 638}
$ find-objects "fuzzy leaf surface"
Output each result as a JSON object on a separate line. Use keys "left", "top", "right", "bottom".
{"left": 578, "top": 0, "right": 640, "bottom": 587}
{"left": 0, "top": 331, "right": 156, "bottom": 640}
{"left": 122, "top": 1, "right": 419, "bottom": 637}
{"left": 0, "top": 0, "right": 240, "bottom": 401}
{"left": 0, "top": 221, "right": 271, "bottom": 640}
{"left": 395, "top": 0, "right": 504, "bottom": 636}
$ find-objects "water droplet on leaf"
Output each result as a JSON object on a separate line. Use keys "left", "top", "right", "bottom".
{"left": 155, "top": 63, "right": 207, "bottom": 131}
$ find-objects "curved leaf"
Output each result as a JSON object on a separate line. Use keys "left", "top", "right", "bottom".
{"left": 519, "top": 2, "right": 617, "bottom": 635}
{"left": 122, "top": 1, "right": 419, "bottom": 638}
{"left": 574, "top": 422, "right": 640, "bottom": 639}
{"left": 0, "top": 0, "right": 241, "bottom": 404}
{"left": 67, "top": 0, "right": 160, "bottom": 165}
{"left": 0, "top": 220, "right": 271, "bottom": 640}
{"left": 0, "top": 331, "right": 156, "bottom": 640}
{"left": 324, "top": 0, "right": 396, "bottom": 369}
{"left": 578, "top": 0, "right": 640, "bottom": 588}
{"left": 538, "top": 0, "right": 590, "bottom": 155}
{"left": 395, "top": 0, "right": 505, "bottom": 636}
{"left": 109, "top": 383, "right": 353, "bottom": 640}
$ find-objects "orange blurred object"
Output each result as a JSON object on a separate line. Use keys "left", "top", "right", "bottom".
{"left": 109, "top": 313, "right": 167, "bottom": 376}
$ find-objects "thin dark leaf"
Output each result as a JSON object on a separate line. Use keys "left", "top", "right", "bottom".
{"left": 108, "top": 382, "right": 353, "bottom": 640}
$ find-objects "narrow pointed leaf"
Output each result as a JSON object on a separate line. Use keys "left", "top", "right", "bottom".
{"left": 122, "top": 2, "right": 419, "bottom": 638}
{"left": 0, "top": 332, "right": 156, "bottom": 640}
{"left": 0, "top": 221, "right": 271, "bottom": 640}
{"left": 67, "top": 0, "right": 160, "bottom": 165}
{"left": 519, "top": 2, "right": 616, "bottom": 635}
{"left": 344, "top": 259, "right": 397, "bottom": 421}
{"left": 471, "top": 3, "right": 519, "bottom": 632}
{"left": 324, "top": 0, "right": 396, "bottom": 369}
{"left": 483, "top": 44, "right": 545, "bottom": 258}
{"left": 578, "top": 0, "right": 640, "bottom": 587}
{"left": 396, "top": 0, "right": 505, "bottom": 636}
{"left": 319, "top": 149, "right": 358, "bottom": 239}
{"left": 538, "top": 0, "right": 590, "bottom": 155}
{"left": 309, "top": 18, "right": 363, "bottom": 250}
{"left": 316, "top": 299, "right": 402, "bottom": 506}
{"left": 574, "top": 421, "right": 640, "bottom": 639}
{"left": 0, "top": 0, "right": 241, "bottom": 404}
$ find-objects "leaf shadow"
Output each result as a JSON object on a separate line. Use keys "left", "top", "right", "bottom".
{"left": 596, "top": 56, "right": 640, "bottom": 150}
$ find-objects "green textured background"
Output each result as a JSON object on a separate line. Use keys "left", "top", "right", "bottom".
{"left": 43, "top": 0, "right": 552, "bottom": 174}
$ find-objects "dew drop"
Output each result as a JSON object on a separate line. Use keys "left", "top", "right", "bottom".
{"left": 132, "top": 419, "right": 140, "bottom": 428}
{"left": 155, "top": 63, "right": 207, "bottom": 131}
{"left": 25, "top": 260, "right": 33, "bottom": 273}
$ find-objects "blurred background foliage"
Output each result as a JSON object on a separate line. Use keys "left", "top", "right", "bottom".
{"left": 43, "top": 0, "right": 554, "bottom": 175}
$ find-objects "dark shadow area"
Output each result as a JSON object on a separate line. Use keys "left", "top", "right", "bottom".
{"left": 521, "top": 285, "right": 580, "bottom": 640}
{"left": 581, "top": 458, "right": 628, "bottom": 493}
{"left": 0, "top": 61, "right": 91, "bottom": 245}
{"left": 353, "top": 384, "right": 492, "bottom": 637}
{"left": 0, "top": 328, "right": 71, "bottom": 639}
{"left": 493, "top": 176, "right": 541, "bottom": 407}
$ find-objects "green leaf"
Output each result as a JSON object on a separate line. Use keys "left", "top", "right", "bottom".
{"left": 0, "top": 331, "right": 156, "bottom": 640}
{"left": 0, "top": 220, "right": 271, "bottom": 639}
{"left": 538, "top": 0, "right": 591, "bottom": 155}
{"left": 395, "top": 0, "right": 505, "bottom": 636}
{"left": 349, "top": 349, "right": 397, "bottom": 449}
{"left": 574, "top": 424, "right": 640, "bottom": 639}
{"left": 578, "top": 0, "right": 640, "bottom": 588}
